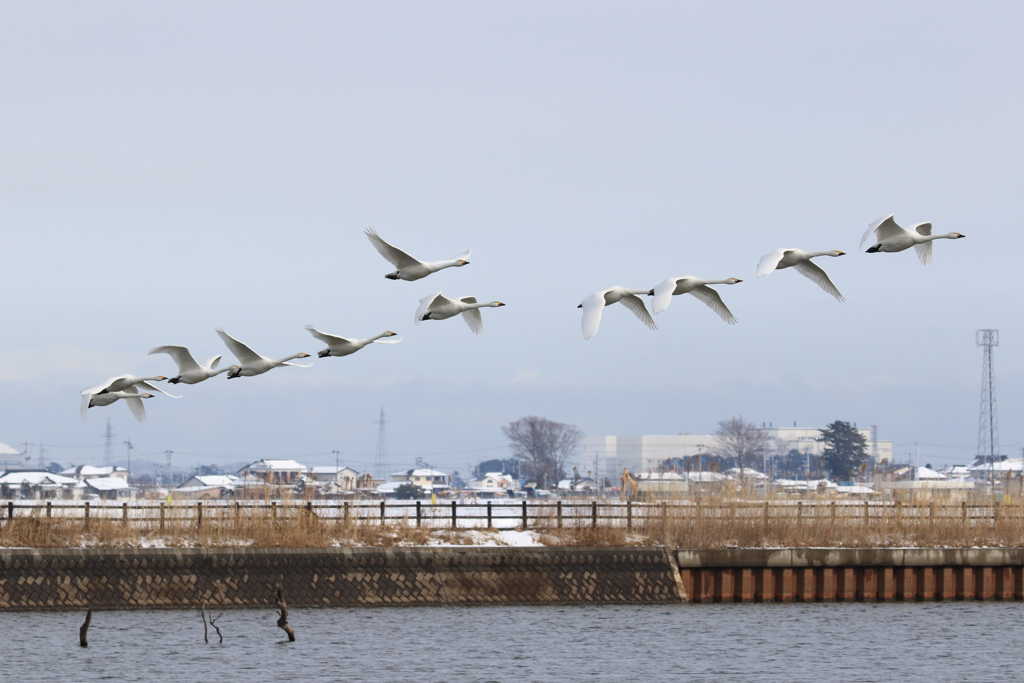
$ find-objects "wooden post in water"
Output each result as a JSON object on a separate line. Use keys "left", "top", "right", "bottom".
{"left": 79, "top": 609, "right": 92, "bottom": 647}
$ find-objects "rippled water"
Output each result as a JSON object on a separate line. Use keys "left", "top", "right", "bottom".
{"left": 4, "top": 602, "right": 1022, "bottom": 682}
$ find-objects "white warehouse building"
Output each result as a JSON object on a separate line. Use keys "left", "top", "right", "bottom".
{"left": 582, "top": 427, "right": 892, "bottom": 481}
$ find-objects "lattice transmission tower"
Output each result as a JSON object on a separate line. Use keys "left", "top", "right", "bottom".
{"left": 103, "top": 419, "right": 115, "bottom": 466}
{"left": 373, "top": 406, "right": 391, "bottom": 481}
{"left": 976, "top": 329, "right": 1000, "bottom": 461}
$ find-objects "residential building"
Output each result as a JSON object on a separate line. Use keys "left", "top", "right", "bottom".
{"left": 174, "top": 475, "right": 240, "bottom": 500}
{"left": 85, "top": 477, "right": 135, "bottom": 500}
{"left": 391, "top": 468, "right": 449, "bottom": 490}
{"left": 61, "top": 465, "right": 129, "bottom": 482}
{"left": 309, "top": 466, "right": 359, "bottom": 490}
{"left": 239, "top": 459, "right": 307, "bottom": 485}
{"left": 0, "top": 470, "right": 84, "bottom": 499}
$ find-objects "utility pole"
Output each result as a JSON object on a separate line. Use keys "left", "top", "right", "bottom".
{"left": 103, "top": 419, "right": 115, "bottom": 466}
{"left": 976, "top": 329, "right": 1000, "bottom": 463}
{"left": 332, "top": 450, "right": 340, "bottom": 491}
{"left": 164, "top": 450, "right": 173, "bottom": 488}
{"left": 123, "top": 440, "right": 133, "bottom": 485}
{"left": 373, "top": 406, "right": 390, "bottom": 482}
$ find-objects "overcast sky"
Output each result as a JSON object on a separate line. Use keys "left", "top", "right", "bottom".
{"left": 1, "top": 1, "right": 1022, "bottom": 474}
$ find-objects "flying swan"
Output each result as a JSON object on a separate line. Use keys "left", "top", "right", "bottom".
{"left": 755, "top": 249, "right": 846, "bottom": 301}
{"left": 83, "top": 386, "right": 155, "bottom": 422}
{"left": 578, "top": 287, "right": 657, "bottom": 340}
{"left": 216, "top": 329, "right": 313, "bottom": 378}
{"left": 414, "top": 293, "right": 505, "bottom": 334}
{"left": 365, "top": 227, "right": 471, "bottom": 281}
{"left": 648, "top": 276, "right": 742, "bottom": 323}
{"left": 304, "top": 326, "right": 402, "bottom": 358}
{"left": 148, "top": 345, "right": 236, "bottom": 384}
{"left": 80, "top": 375, "right": 180, "bottom": 419}
{"left": 860, "top": 215, "right": 964, "bottom": 265}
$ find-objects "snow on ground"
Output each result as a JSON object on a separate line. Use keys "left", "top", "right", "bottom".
{"left": 426, "top": 529, "right": 543, "bottom": 547}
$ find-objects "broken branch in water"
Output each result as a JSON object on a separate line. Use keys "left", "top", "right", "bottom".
{"left": 79, "top": 609, "right": 92, "bottom": 647}
{"left": 200, "top": 600, "right": 209, "bottom": 644}
{"left": 275, "top": 588, "right": 296, "bottom": 642}
{"left": 209, "top": 612, "right": 224, "bottom": 644}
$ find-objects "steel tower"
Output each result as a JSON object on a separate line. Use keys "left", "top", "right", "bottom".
{"left": 373, "top": 406, "right": 390, "bottom": 481}
{"left": 976, "top": 329, "right": 1000, "bottom": 461}
{"left": 103, "top": 419, "right": 115, "bottom": 466}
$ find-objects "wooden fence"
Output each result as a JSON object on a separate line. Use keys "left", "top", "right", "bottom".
{"left": 2, "top": 499, "right": 1021, "bottom": 530}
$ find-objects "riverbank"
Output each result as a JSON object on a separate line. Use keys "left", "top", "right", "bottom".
{"left": 4, "top": 546, "right": 1024, "bottom": 610}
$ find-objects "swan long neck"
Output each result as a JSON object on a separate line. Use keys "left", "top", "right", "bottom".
{"left": 924, "top": 232, "right": 960, "bottom": 242}
{"left": 465, "top": 301, "right": 503, "bottom": 309}
{"left": 209, "top": 366, "right": 232, "bottom": 377}
{"left": 430, "top": 259, "right": 463, "bottom": 272}
{"left": 273, "top": 353, "right": 308, "bottom": 366}
{"left": 807, "top": 251, "right": 837, "bottom": 258}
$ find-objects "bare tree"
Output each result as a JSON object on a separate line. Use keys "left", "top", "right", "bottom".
{"left": 712, "top": 416, "right": 769, "bottom": 472}
{"left": 502, "top": 416, "right": 583, "bottom": 486}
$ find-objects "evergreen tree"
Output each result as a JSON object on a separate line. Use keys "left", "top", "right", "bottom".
{"left": 819, "top": 421, "right": 868, "bottom": 481}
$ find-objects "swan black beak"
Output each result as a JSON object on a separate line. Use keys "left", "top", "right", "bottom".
{"left": 735, "top": 279, "right": 743, "bottom": 283}
{"left": 956, "top": 233, "right": 965, "bottom": 238}
{"left": 647, "top": 290, "right": 654, "bottom": 296}
{"left": 577, "top": 304, "right": 582, "bottom": 308}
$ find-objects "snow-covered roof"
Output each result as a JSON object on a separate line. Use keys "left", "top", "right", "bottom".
{"left": 725, "top": 467, "right": 770, "bottom": 479}
{"left": 393, "top": 468, "right": 447, "bottom": 477}
{"left": 85, "top": 477, "right": 131, "bottom": 491}
{"left": 310, "top": 466, "right": 358, "bottom": 475}
{"left": 968, "top": 460, "right": 1023, "bottom": 473}
{"left": 0, "top": 442, "right": 19, "bottom": 456}
{"left": 634, "top": 472, "right": 685, "bottom": 481}
{"left": 0, "top": 471, "right": 81, "bottom": 486}
{"left": 912, "top": 466, "right": 947, "bottom": 480}
{"left": 61, "top": 465, "right": 127, "bottom": 478}
{"left": 178, "top": 475, "right": 238, "bottom": 488}
{"left": 837, "top": 485, "right": 878, "bottom": 495}
{"left": 242, "top": 459, "right": 307, "bottom": 471}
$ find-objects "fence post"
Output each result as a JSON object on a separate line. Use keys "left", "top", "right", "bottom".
{"left": 122, "top": 502, "right": 128, "bottom": 526}
{"left": 306, "top": 501, "right": 314, "bottom": 520}
{"left": 196, "top": 502, "right": 203, "bottom": 529}
{"left": 6, "top": 501, "right": 12, "bottom": 520}
{"left": 557, "top": 500, "right": 563, "bottom": 529}
{"left": 929, "top": 501, "right": 935, "bottom": 519}
{"left": 46, "top": 501, "right": 52, "bottom": 519}
{"left": 84, "top": 501, "right": 90, "bottom": 530}
{"left": 521, "top": 500, "right": 527, "bottom": 530}
{"left": 160, "top": 503, "right": 165, "bottom": 532}
{"left": 487, "top": 501, "right": 492, "bottom": 529}
{"left": 830, "top": 501, "right": 836, "bottom": 528}
{"left": 797, "top": 501, "right": 803, "bottom": 526}
{"left": 863, "top": 500, "right": 869, "bottom": 529}
{"left": 994, "top": 502, "right": 1000, "bottom": 528}
{"left": 271, "top": 501, "right": 277, "bottom": 521}
{"left": 343, "top": 501, "right": 350, "bottom": 524}
{"left": 592, "top": 501, "right": 598, "bottom": 529}
{"left": 234, "top": 501, "right": 240, "bottom": 528}
{"left": 380, "top": 500, "right": 386, "bottom": 525}
{"left": 627, "top": 501, "right": 632, "bottom": 530}
{"left": 416, "top": 501, "right": 422, "bottom": 528}
{"left": 962, "top": 501, "right": 968, "bottom": 526}
{"left": 451, "top": 500, "right": 457, "bottom": 529}
{"left": 763, "top": 501, "right": 769, "bottom": 533}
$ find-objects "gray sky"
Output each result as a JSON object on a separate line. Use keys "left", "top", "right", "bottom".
{"left": 1, "top": 1, "right": 1022, "bottom": 473}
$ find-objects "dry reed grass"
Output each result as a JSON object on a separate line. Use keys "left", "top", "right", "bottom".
{"left": 4, "top": 491, "right": 1024, "bottom": 549}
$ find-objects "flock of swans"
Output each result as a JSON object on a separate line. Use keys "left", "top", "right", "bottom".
{"left": 81, "top": 214, "right": 964, "bottom": 422}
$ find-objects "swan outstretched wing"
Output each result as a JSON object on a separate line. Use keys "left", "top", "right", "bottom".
{"left": 756, "top": 250, "right": 788, "bottom": 278}
{"left": 136, "top": 381, "right": 181, "bottom": 399}
{"left": 914, "top": 240, "right": 933, "bottom": 265}
{"left": 460, "top": 296, "right": 483, "bottom": 335}
{"left": 81, "top": 376, "right": 124, "bottom": 397}
{"left": 365, "top": 227, "right": 421, "bottom": 269}
{"left": 651, "top": 278, "right": 680, "bottom": 315}
{"left": 454, "top": 248, "right": 472, "bottom": 261}
{"left": 148, "top": 345, "right": 202, "bottom": 374}
{"left": 216, "top": 328, "right": 264, "bottom": 364}
{"left": 860, "top": 214, "right": 902, "bottom": 247}
{"left": 580, "top": 291, "right": 607, "bottom": 340}
{"left": 913, "top": 222, "right": 933, "bottom": 236}
{"left": 122, "top": 385, "right": 147, "bottom": 423}
{"left": 80, "top": 391, "right": 92, "bottom": 419}
{"left": 372, "top": 334, "right": 402, "bottom": 344}
{"left": 793, "top": 260, "right": 845, "bottom": 302}
{"left": 206, "top": 355, "right": 222, "bottom": 370}
{"left": 304, "top": 325, "right": 353, "bottom": 346}
{"left": 415, "top": 292, "right": 447, "bottom": 324}
{"left": 619, "top": 295, "right": 658, "bottom": 331}
{"left": 281, "top": 361, "right": 314, "bottom": 368}
{"left": 690, "top": 285, "right": 738, "bottom": 324}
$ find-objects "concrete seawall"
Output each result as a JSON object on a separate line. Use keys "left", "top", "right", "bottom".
{"left": 3, "top": 547, "right": 1024, "bottom": 610}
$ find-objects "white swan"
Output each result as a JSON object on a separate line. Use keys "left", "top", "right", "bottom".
{"left": 148, "top": 345, "right": 236, "bottom": 384}
{"left": 82, "top": 386, "right": 155, "bottom": 423}
{"left": 578, "top": 287, "right": 657, "bottom": 340}
{"left": 304, "top": 326, "right": 402, "bottom": 358}
{"left": 648, "top": 276, "right": 741, "bottom": 322}
{"left": 756, "top": 249, "right": 846, "bottom": 301}
{"left": 80, "top": 375, "right": 180, "bottom": 418}
{"left": 365, "top": 227, "right": 471, "bottom": 281}
{"left": 414, "top": 292, "right": 505, "bottom": 334}
{"left": 860, "top": 215, "right": 964, "bottom": 265}
{"left": 216, "top": 329, "right": 313, "bottom": 378}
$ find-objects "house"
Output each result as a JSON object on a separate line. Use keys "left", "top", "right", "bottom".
{"left": 466, "top": 472, "right": 516, "bottom": 492}
{"left": 0, "top": 470, "right": 84, "bottom": 499}
{"left": 174, "top": 475, "right": 240, "bottom": 500}
{"left": 391, "top": 468, "right": 449, "bottom": 491}
{"left": 61, "top": 465, "right": 129, "bottom": 482}
{"left": 239, "top": 459, "right": 308, "bottom": 485}
{"left": 556, "top": 476, "right": 601, "bottom": 494}
{"left": 309, "top": 466, "right": 359, "bottom": 491}
{"left": 634, "top": 471, "right": 688, "bottom": 496}
{"left": 85, "top": 477, "right": 136, "bottom": 500}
